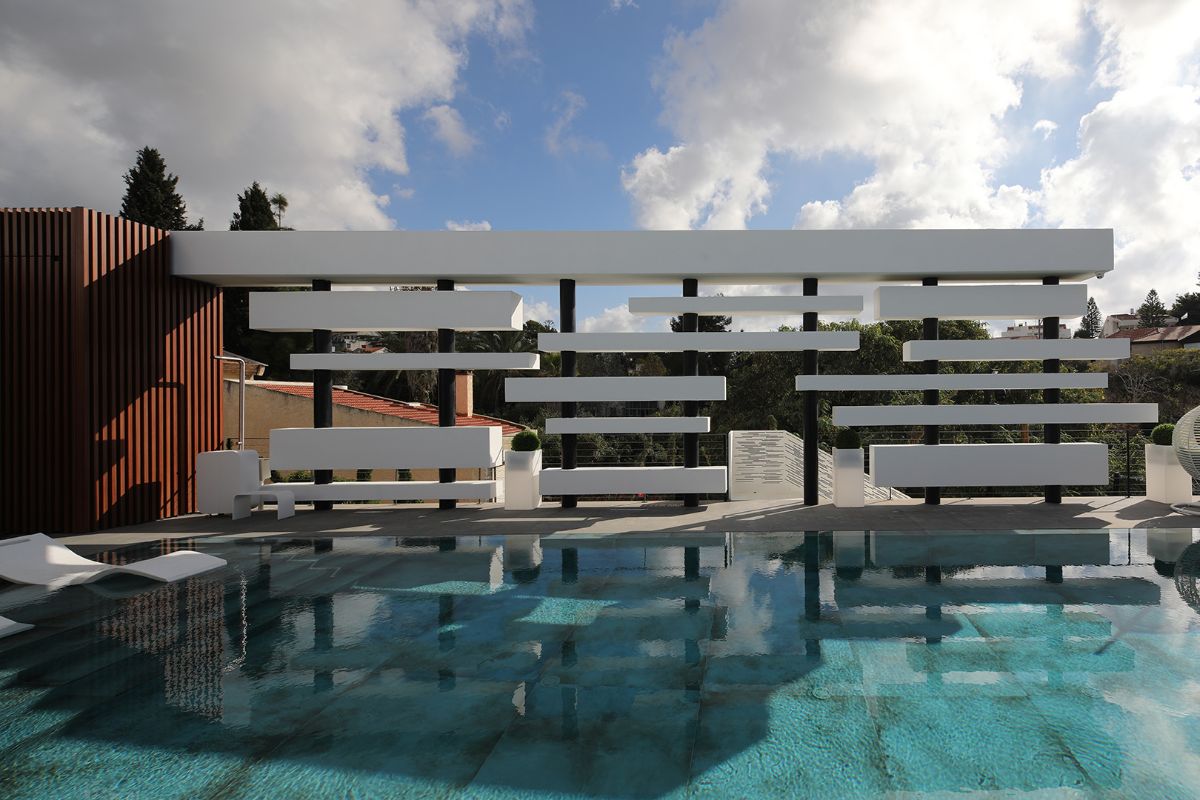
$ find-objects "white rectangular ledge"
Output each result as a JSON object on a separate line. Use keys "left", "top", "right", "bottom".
{"left": 291, "top": 353, "right": 539, "bottom": 371}
{"left": 250, "top": 290, "right": 522, "bottom": 332}
{"left": 875, "top": 284, "right": 1087, "bottom": 320}
{"left": 628, "top": 295, "right": 864, "bottom": 316}
{"left": 869, "top": 443, "right": 1108, "bottom": 487}
{"left": 797, "top": 373, "right": 1109, "bottom": 391}
{"left": 505, "top": 376, "right": 726, "bottom": 402}
{"left": 545, "top": 417, "right": 711, "bottom": 434}
{"left": 269, "top": 426, "right": 502, "bottom": 470}
{"left": 541, "top": 466, "right": 728, "bottom": 495}
{"left": 172, "top": 229, "right": 1114, "bottom": 286}
{"left": 833, "top": 402, "right": 1157, "bottom": 426}
{"left": 278, "top": 480, "right": 497, "bottom": 502}
{"left": 538, "top": 331, "right": 859, "bottom": 353}
{"left": 903, "top": 338, "right": 1130, "bottom": 362}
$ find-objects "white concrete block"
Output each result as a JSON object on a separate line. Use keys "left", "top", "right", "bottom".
{"left": 291, "top": 352, "right": 539, "bottom": 371}
{"left": 797, "top": 372, "right": 1109, "bottom": 391}
{"left": 538, "top": 331, "right": 859, "bottom": 353}
{"left": 875, "top": 284, "right": 1087, "bottom": 320}
{"left": 540, "top": 466, "right": 727, "bottom": 495}
{"left": 503, "top": 449, "right": 541, "bottom": 510}
{"left": 832, "top": 448, "right": 865, "bottom": 508}
{"left": 250, "top": 290, "right": 522, "bottom": 332}
{"left": 903, "top": 338, "right": 1130, "bottom": 362}
{"left": 545, "top": 417, "right": 710, "bottom": 434}
{"left": 197, "top": 450, "right": 261, "bottom": 514}
{"left": 868, "top": 443, "right": 1108, "bottom": 487}
{"left": 269, "top": 426, "right": 502, "bottom": 470}
{"left": 505, "top": 376, "right": 726, "bottom": 402}
{"left": 280, "top": 480, "right": 497, "bottom": 502}
{"left": 628, "top": 295, "right": 864, "bottom": 315}
{"left": 833, "top": 403, "right": 1158, "bottom": 426}
{"left": 1146, "top": 443, "right": 1194, "bottom": 505}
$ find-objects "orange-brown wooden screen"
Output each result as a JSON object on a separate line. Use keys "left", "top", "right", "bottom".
{"left": 1, "top": 207, "right": 222, "bottom": 533}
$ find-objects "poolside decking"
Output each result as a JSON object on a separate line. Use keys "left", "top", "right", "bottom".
{"left": 62, "top": 495, "right": 1191, "bottom": 546}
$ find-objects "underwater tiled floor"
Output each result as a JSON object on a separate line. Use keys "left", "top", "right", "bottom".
{"left": 1, "top": 529, "right": 1200, "bottom": 798}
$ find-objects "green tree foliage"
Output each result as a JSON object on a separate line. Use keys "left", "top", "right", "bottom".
{"left": 119, "top": 146, "right": 200, "bottom": 230}
{"left": 1170, "top": 291, "right": 1200, "bottom": 326}
{"left": 1075, "top": 297, "right": 1102, "bottom": 338}
{"left": 1137, "top": 289, "right": 1169, "bottom": 327}
{"left": 270, "top": 193, "right": 289, "bottom": 228}
{"left": 229, "top": 182, "right": 279, "bottom": 231}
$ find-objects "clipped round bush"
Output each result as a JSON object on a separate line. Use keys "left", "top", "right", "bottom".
{"left": 1151, "top": 423, "right": 1175, "bottom": 446}
{"left": 834, "top": 428, "right": 861, "bottom": 450}
{"left": 511, "top": 429, "right": 541, "bottom": 451}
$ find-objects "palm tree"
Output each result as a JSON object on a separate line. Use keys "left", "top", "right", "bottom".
{"left": 270, "top": 193, "right": 289, "bottom": 228}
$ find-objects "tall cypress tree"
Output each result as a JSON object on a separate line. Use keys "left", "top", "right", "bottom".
{"left": 1137, "top": 289, "right": 1169, "bottom": 327}
{"left": 1076, "top": 297, "right": 1102, "bottom": 338}
{"left": 229, "top": 182, "right": 279, "bottom": 230}
{"left": 119, "top": 146, "right": 197, "bottom": 230}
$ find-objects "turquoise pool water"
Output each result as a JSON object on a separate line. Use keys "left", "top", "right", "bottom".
{"left": 1, "top": 529, "right": 1200, "bottom": 798}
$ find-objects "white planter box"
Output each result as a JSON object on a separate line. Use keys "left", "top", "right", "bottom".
{"left": 197, "top": 449, "right": 261, "bottom": 515}
{"left": 1146, "top": 443, "right": 1193, "bottom": 505}
{"left": 504, "top": 449, "right": 542, "bottom": 510}
{"left": 833, "top": 448, "right": 865, "bottom": 508}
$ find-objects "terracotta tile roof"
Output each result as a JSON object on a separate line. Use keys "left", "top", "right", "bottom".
{"left": 254, "top": 382, "right": 525, "bottom": 436}
{"left": 1132, "top": 325, "right": 1200, "bottom": 344}
{"left": 1105, "top": 327, "right": 1160, "bottom": 340}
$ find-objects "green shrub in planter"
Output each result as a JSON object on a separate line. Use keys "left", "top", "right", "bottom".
{"left": 511, "top": 429, "right": 542, "bottom": 452}
{"left": 834, "top": 428, "right": 861, "bottom": 450}
{"left": 1151, "top": 423, "right": 1175, "bottom": 446}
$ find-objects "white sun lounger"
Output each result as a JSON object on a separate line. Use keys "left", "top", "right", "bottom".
{"left": 0, "top": 615, "right": 33, "bottom": 639}
{"left": 0, "top": 534, "right": 226, "bottom": 588}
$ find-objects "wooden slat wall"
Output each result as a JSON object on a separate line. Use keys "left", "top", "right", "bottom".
{"left": 1, "top": 207, "right": 222, "bottom": 533}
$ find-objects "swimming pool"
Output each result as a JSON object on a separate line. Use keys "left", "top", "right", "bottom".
{"left": 1, "top": 529, "right": 1199, "bottom": 798}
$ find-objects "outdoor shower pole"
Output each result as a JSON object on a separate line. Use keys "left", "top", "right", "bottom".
{"left": 922, "top": 277, "right": 940, "bottom": 506}
{"left": 682, "top": 278, "right": 700, "bottom": 508}
{"left": 437, "top": 279, "right": 457, "bottom": 510}
{"left": 560, "top": 279, "right": 578, "bottom": 509}
{"left": 802, "top": 278, "right": 819, "bottom": 506}
{"left": 312, "top": 279, "right": 333, "bottom": 511}
{"left": 213, "top": 355, "right": 246, "bottom": 451}
{"left": 1043, "top": 276, "right": 1062, "bottom": 504}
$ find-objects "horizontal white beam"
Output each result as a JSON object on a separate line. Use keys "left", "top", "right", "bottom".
{"left": 171, "top": 229, "right": 1114, "bottom": 286}
{"left": 833, "top": 402, "right": 1157, "bottom": 426}
{"left": 545, "top": 416, "right": 711, "bottom": 434}
{"left": 869, "top": 443, "right": 1108, "bottom": 487}
{"left": 541, "top": 466, "right": 727, "bottom": 495}
{"left": 291, "top": 353, "right": 539, "bottom": 371}
{"left": 280, "top": 480, "right": 497, "bottom": 502}
{"left": 797, "top": 372, "right": 1109, "bottom": 391}
{"left": 269, "top": 426, "right": 503, "bottom": 470}
{"left": 505, "top": 376, "right": 726, "bottom": 402}
{"left": 249, "top": 290, "right": 522, "bottom": 332}
{"left": 627, "top": 295, "right": 864, "bottom": 316}
{"left": 538, "top": 331, "right": 859, "bottom": 353}
{"left": 903, "top": 338, "right": 1130, "bottom": 362}
{"left": 875, "top": 284, "right": 1087, "bottom": 320}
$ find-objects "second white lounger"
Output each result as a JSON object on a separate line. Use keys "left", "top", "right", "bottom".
{"left": 0, "top": 534, "right": 226, "bottom": 588}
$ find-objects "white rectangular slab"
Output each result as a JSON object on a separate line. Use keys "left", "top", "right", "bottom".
{"left": 291, "top": 352, "right": 539, "bottom": 371}
{"left": 875, "top": 284, "right": 1087, "bottom": 320}
{"left": 869, "top": 443, "right": 1109, "bottom": 487}
{"left": 545, "top": 416, "right": 711, "bottom": 434}
{"left": 505, "top": 376, "right": 726, "bottom": 402}
{"left": 269, "top": 426, "right": 503, "bottom": 470}
{"left": 903, "top": 338, "right": 1130, "bottom": 362}
{"left": 276, "top": 480, "right": 497, "bottom": 502}
{"left": 540, "top": 466, "right": 727, "bottom": 495}
{"left": 172, "top": 229, "right": 1114, "bottom": 285}
{"left": 797, "top": 373, "right": 1109, "bottom": 391}
{"left": 833, "top": 402, "right": 1157, "bottom": 426}
{"left": 538, "top": 331, "right": 859, "bottom": 353}
{"left": 250, "top": 290, "right": 522, "bottom": 332}
{"left": 627, "top": 295, "right": 864, "bottom": 315}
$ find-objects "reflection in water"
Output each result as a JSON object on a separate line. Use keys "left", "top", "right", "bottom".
{"left": 2, "top": 529, "right": 1200, "bottom": 798}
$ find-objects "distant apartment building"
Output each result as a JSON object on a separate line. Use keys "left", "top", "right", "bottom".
{"left": 998, "top": 322, "right": 1070, "bottom": 340}
{"left": 1102, "top": 312, "right": 1178, "bottom": 337}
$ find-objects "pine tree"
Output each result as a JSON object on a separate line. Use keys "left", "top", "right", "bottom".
{"left": 119, "top": 147, "right": 193, "bottom": 230}
{"left": 1077, "top": 296, "right": 1102, "bottom": 338}
{"left": 229, "top": 182, "right": 278, "bottom": 230}
{"left": 1137, "top": 289, "right": 1169, "bottom": 327}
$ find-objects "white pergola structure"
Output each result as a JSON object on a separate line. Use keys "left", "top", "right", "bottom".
{"left": 173, "top": 228, "right": 1140, "bottom": 509}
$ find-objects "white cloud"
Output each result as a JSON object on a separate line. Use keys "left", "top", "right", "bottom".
{"left": 445, "top": 219, "right": 493, "bottom": 231}
{"left": 494, "top": 110, "right": 512, "bottom": 131}
{"left": 423, "top": 105, "right": 478, "bottom": 157}
{"left": 1034, "top": 119, "right": 1059, "bottom": 138}
{"left": 580, "top": 304, "right": 652, "bottom": 332}
{"left": 0, "top": 0, "right": 531, "bottom": 230}
{"left": 522, "top": 299, "right": 556, "bottom": 324}
{"left": 545, "top": 90, "right": 607, "bottom": 158}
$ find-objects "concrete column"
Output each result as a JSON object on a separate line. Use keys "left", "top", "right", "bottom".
{"left": 682, "top": 278, "right": 700, "bottom": 508}
{"left": 437, "top": 279, "right": 456, "bottom": 510}
{"left": 802, "top": 278, "right": 819, "bottom": 506}
{"left": 922, "top": 277, "right": 940, "bottom": 506}
{"left": 312, "top": 279, "right": 333, "bottom": 511}
{"left": 560, "top": 279, "right": 578, "bottom": 509}
{"left": 1043, "top": 276, "right": 1062, "bottom": 504}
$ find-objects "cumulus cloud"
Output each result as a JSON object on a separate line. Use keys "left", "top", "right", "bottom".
{"left": 545, "top": 90, "right": 607, "bottom": 158}
{"left": 445, "top": 219, "right": 493, "bottom": 231}
{"left": 580, "top": 304, "right": 648, "bottom": 332}
{"left": 423, "top": 105, "right": 478, "bottom": 157}
{"left": 1034, "top": 119, "right": 1059, "bottom": 139}
{"left": 0, "top": 0, "right": 531, "bottom": 230}
{"left": 522, "top": 299, "right": 556, "bottom": 325}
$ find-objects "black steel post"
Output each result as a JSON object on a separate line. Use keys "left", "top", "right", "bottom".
{"left": 312, "top": 279, "right": 334, "bottom": 511}
{"left": 437, "top": 279, "right": 457, "bottom": 510}
{"left": 560, "top": 279, "right": 578, "bottom": 508}
{"left": 683, "top": 278, "right": 700, "bottom": 508}
{"left": 802, "top": 278, "right": 819, "bottom": 506}
{"left": 922, "top": 277, "right": 940, "bottom": 506}
{"left": 1043, "top": 276, "right": 1062, "bottom": 504}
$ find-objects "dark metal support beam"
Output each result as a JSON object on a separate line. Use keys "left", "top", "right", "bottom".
{"left": 922, "top": 277, "right": 940, "bottom": 506}
{"left": 802, "top": 278, "right": 819, "bottom": 506}
{"left": 682, "top": 278, "right": 700, "bottom": 508}
{"left": 1043, "top": 276, "right": 1062, "bottom": 504}
{"left": 560, "top": 279, "right": 578, "bottom": 509}
{"left": 437, "top": 279, "right": 456, "bottom": 510}
{"left": 312, "top": 279, "right": 333, "bottom": 511}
